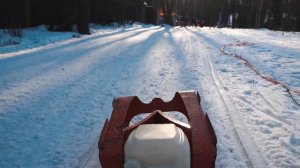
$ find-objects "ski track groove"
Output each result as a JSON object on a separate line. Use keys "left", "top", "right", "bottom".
{"left": 206, "top": 51, "right": 255, "bottom": 168}
{"left": 204, "top": 28, "right": 299, "bottom": 167}
{"left": 184, "top": 28, "right": 253, "bottom": 168}
{"left": 188, "top": 27, "right": 270, "bottom": 168}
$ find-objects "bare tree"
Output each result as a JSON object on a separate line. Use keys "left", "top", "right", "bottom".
{"left": 24, "top": 0, "right": 31, "bottom": 27}
{"left": 255, "top": 0, "right": 264, "bottom": 28}
{"left": 77, "top": 0, "right": 90, "bottom": 34}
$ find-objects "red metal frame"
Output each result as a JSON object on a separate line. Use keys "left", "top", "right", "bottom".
{"left": 98, "top": 91, "right": 217, "bottom": 168}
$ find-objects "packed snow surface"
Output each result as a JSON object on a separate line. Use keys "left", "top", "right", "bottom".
{"left": 0, "top": 24, "right": 299, "bottom": 168}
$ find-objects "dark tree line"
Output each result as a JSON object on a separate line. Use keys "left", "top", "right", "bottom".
{"left": 0, "top": 0, "right": 91, "bottom": 35}
{"left": 162, "top": 0, "right": 299, "bottom": 31}
{"left": 0, "top": 0, "right": 299, "bottom": 36}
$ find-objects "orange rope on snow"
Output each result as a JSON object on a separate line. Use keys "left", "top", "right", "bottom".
{"left": 220, "top": 41, "right": 300, "bottom": 105}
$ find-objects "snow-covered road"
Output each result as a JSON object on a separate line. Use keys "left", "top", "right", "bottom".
{"left": 1, "top": 24, "right": 299, "bottom": 167}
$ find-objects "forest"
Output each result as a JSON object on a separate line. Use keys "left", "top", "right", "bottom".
{"left": 0, "top": 0, "right": 299, "bottom": 35}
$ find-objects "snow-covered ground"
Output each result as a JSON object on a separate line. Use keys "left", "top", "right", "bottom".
{"left": 0, "top": 23, "right": 299, "bottom": 168}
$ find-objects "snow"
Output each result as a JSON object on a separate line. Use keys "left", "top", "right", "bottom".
{"left": 0, "top": 23, "right": 299, "bottom": 168}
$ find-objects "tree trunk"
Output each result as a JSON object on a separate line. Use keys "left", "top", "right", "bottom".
{"left": 255, "top": 0, "right": 264, "bottom": 28}
{"left": 77, "top": 0, "right": 90, "bottom": 34}
{"left": 24, "top": 0, "right": 31, "bottom": 27}
{"left": 160, "top": 0, "right": 167, "bottom": 23}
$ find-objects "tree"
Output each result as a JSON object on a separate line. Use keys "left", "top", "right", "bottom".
{"left": 0, "top": 0, "right": 22, "bottom": 37}
{"left": 24, "top": 0, "right": 31, "bottom": 27}
{"left": 160, "top": 0, "right": 174, "bottom": 25}
{"left": 77, "top": 0, "right": 90, "bottom": 34}
{"left": 255, "top": 0, "right": 264, "bottom": 28}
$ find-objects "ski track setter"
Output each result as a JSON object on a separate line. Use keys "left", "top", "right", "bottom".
{"left": 98, "top": 91, "right": 217, "bottom": 168}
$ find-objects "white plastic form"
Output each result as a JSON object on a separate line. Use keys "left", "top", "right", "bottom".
{"left": 124, "top": 124, "right": 190, "bottom": 168}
